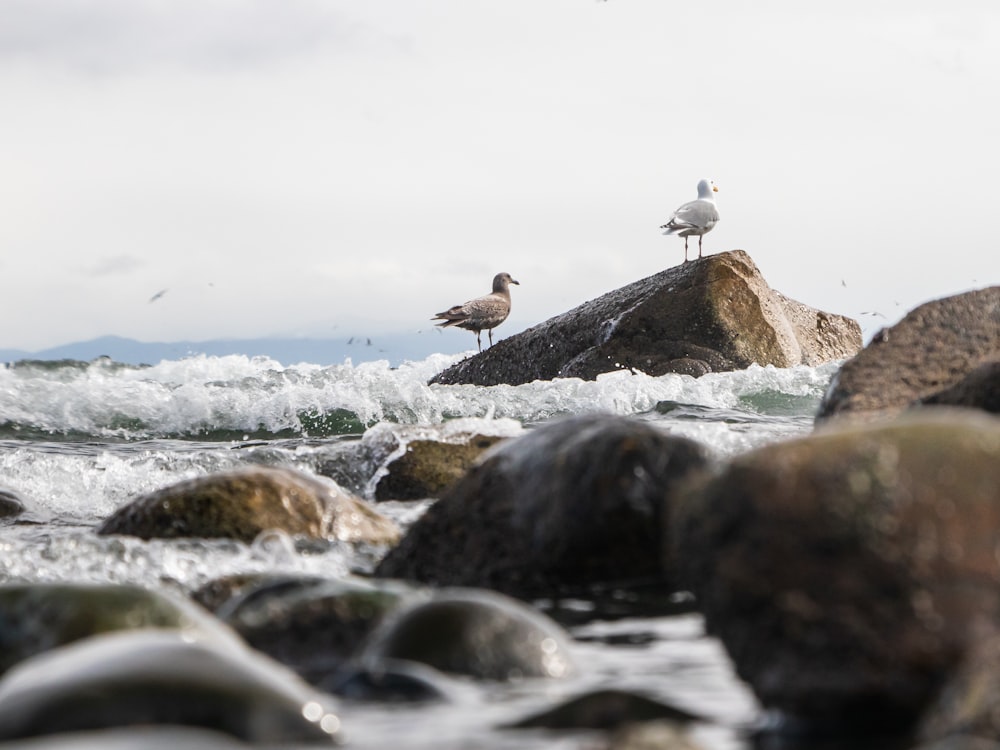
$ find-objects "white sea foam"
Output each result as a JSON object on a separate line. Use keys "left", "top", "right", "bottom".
{"left": 0, "top": 354, "right": 837, "bottom": 441}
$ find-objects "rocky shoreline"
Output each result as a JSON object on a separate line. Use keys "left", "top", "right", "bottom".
{"left": 0, "top": 259, "right": 997, "bottom": 748}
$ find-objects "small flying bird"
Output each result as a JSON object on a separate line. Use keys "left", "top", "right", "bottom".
{"left": 148, "top": 289, "right": 168, "bottom": 303}
{"left": 432, "top": 272, "right": 520, "bottom": 352}
{"left": 660, "top": 179, "right": 720, "bottom": 262}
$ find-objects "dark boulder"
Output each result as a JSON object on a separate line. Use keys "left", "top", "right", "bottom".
{"left": 357, "top": 588, "right": 574, "bottom": 681}
{"left": 374, "top": 413, "right": 709, "bottom": 599}
{"left": 98, "top": 465, "right": 399, "bottom": 545}
{"left": 673, "top": 410, "right": 1000, "bottom": 732}
{"left": 817, "top": 287, "right": 1000, "bottom": 422}
{"left": 430, "top": 250, "right": 861, "bottom": 386}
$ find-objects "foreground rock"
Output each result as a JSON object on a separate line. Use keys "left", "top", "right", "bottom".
{"left": 98, "top": 465, "right": 399, "bottom": 545}
{"left": 674, "top": 409, "right": 1000, "bottom": 732}
{"left": 0, "top": 630, "right": 341, "bottom": 743}
{"left": 358, "top": 588, "right": 574, "bottom": 681}
{"left": 0, "top": 582, "right": 237, "bottom": 678}
{"left": 375, "top": 413, "right": 709, "bottom": 599}
{"left": 430, "top": 250, "right": 861, "bottom": 386}
{"left": 817, "top": 287, "right": 1000, "bottom": 422}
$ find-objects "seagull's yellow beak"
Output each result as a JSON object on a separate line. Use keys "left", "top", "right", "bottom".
{"left": 713, "top": 185, "right": 719, "bottom": 192}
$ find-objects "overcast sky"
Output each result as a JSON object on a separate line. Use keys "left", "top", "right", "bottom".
{"left": 1, "top": 1, "right": 998, "bottom": 353}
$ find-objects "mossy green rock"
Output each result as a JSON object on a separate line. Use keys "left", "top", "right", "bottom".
{"left": 0, "top": 582, "right": 236, "bottom": 678}
{"left": 674, "top": 410, "right": 1000, "bottom": 731}
{"left": 98, "top": 465, "right": 399, "bottom": 545}
{"left": 374, "top": 434, "right": 504, "bottom": 501}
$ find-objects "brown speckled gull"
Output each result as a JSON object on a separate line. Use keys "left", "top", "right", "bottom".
{"left": 432, "top": 272, "right": 520, "bottom": 352}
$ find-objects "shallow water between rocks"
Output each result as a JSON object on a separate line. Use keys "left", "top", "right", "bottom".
{"left": 0, "top": 353, "right": 844, "bottom": 748}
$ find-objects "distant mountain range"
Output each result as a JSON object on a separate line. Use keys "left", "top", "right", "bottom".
{"left": 0, "top": 333, "right": 465, "bottom": 368}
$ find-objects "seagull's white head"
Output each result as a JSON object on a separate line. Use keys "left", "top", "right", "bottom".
{"left": 696, "top": 179, "right": 718, "bottom": 200}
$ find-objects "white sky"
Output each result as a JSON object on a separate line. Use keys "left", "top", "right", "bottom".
{"left": 1, "top": 1, "right": 998, "bottom": 351}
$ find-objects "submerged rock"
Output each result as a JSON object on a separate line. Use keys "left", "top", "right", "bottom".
{"left": 98, "top": 465, "right": 399, "bottom": 545}
{"left": 323, "top": 658, "right": 456, "bottom": 703}
{"left": 0, "top": 582, "right": 237, "bottom": 678}
{"left": 213, "top": 575, "right": 407, "bottom": 686}
{"left": 505, "top": 688, "right": 703, "bottom": 730}
{"left": 817, "top": 287, "right": 1000, "bottom": 422}
{"left": 0, "top": 630, "right": 341, "bottom": 743}
{"left": 375, "top": 413, "right": 709, "bottom": 599}
{"left": 673, "top": 410, "right": 1000, "bottom": 731}
{"left": 430, "top": 250, "right": 861, "bottom": 386}
{"left": 358, "top": 588, "right": 574, "bottom": 681}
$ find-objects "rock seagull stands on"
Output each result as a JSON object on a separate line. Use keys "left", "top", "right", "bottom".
{"left": 432, "top": 272, "right": 520, "bottom": 352}
{"left": 661, "top": 179, "right": 720, "bottom": 262}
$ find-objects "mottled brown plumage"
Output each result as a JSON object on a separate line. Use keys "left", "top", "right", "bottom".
{"left": 432, "top": 272, "right": 520, "bottom": 351}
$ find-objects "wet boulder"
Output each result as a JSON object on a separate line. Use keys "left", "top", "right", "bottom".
{"left": 430, "top": 250, "right": 861, "bottom": 386}
{"left": 98, "top": 465, "right": 399, "bottom": 545}
{"left": 673, "top": 410, "right": 1000, "bottom": 731}
{"left": 0, "top": 630, "right": 341, "bottom": 743}
{"left": 0, "top": 582, "right": 238, "bottom": 678}
{"left": 375, "top": 413, "right": 709, "bottom": 599}
{"left": 373, "top": 433, "right": 506, "bottom": 501}
{"left": 212, "top": 575, "right": 407, "bottom": 686}
{"left": 817, "top": 287, "right": 1000, "bottom": 422}
{"left": 358, "top": 588, "right": 574, "bottom": 681}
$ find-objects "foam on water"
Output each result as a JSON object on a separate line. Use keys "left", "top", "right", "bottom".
{"left": 0, "top": 354, "right": 837, "bottom": 443}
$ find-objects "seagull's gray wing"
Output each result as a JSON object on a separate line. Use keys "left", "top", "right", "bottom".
{"left": 666, "top": 199, "right": 719, "bottom": 232}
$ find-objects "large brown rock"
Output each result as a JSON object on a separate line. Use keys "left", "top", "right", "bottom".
{"left": 673, "top": 409, "right": 1000, "bottom": 732}
{"left": 817, "top": 287, "right": 1000, "bottom": 422}
{"left": 375, "top": 413, "right": 709, "bottom": 599}
{"left": 98, "top": 465, "right": 399, "bottom": 545}
{"left": 430, "top": 250, "right": 861, "bottom": 386}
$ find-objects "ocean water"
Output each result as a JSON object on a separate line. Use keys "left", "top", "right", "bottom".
{"left": 0, "top": 352, "right": 842, "bottom": 748}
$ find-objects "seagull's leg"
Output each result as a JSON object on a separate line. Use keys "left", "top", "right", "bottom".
{"left": 488, "top": 329, "right": 494, "bottom": 348}
{"left": 683, "top": 237, "right": 689, "bottom": 263}
{"left": 698, "top": 235, "right": 703, "bottom": 258}
{"left": 476, "top": 332, "right": 482, "bottom": 352}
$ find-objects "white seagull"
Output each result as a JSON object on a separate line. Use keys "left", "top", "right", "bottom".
{"left": 660, "top": 179, "right": 720, "bottom": 262}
